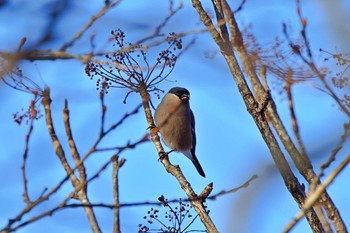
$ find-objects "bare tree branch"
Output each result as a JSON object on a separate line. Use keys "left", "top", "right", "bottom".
{"left": 21, "top": 118, "right": 34, "bottom": 204}
{"left": 319, "top": 121, "right": 350, "bottom": 178}
{"left": 283, "top": 153, "right": 350, "bottom": 233}
{"left": 191, "top": 0, "right": 326, "bottom": 231}
{"left": 112, "top": 155, "right": 125, "bottom": 233}
{"left": 285, "top": 69, "right": 308, "bottom": 158}
{"left": 64, "top": 99, "right": 87, "bottom": 187}
{"left": 42, "top": 88, "right": 79, "bottom": 185}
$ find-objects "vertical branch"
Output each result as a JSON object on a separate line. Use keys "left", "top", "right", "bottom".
{"left": 42, "top": 88, "right": 79, "bottom": 185}
{"left": 99, "top": 91, "right": 107, "bottom": 135}
{"left": 62, "top": 98, "right": 102, "bottom": 233}
{"left": 22, "top": 118, "right": 35, "bottom": 204}
{"left": 112, "top": 155, "right": 125, "bottom": 233}
{"left": 63, "top": 99, "right": 87, "bottom": 188}
{"left": 77, "top": 192, "right": 102, "bottom": 233}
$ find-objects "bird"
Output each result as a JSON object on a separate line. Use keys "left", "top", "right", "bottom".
{"left": 154, "top": 87, "right": 206, "bottom": 177}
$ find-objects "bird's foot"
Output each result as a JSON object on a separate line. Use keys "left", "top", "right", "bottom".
{"left": 158, "top": 150, "right": 174, "bottom": 161}
{"left": 148, "top": 123, "right": 159, "bottom": 134}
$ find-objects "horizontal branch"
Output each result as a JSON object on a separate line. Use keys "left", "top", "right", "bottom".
{"left": 48, "top": 175, "right": 258, "bottom": 210}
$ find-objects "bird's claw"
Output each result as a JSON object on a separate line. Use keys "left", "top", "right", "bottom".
{"left": 158, "top": 150, "right": 174, "bottom": 161}
{"left": 158, "top": 151, "right": 168, "bottom": 161}
{"left": 148, "top": 124, "right": 159, "bottom": 134}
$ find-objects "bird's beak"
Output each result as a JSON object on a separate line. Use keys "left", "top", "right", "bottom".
{"left": 181, "top": 94, "right": 190, "bottom": 102}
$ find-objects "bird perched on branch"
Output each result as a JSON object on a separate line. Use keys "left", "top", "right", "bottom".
{"left": 154, "top": 87, "right": 205, "bottom": 177}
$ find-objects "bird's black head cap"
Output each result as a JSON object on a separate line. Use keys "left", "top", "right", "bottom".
{"left": 168, "top": 87, "right": 190, "bottom": 99}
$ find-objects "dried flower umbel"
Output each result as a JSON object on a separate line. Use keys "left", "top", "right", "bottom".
{"left": 85, "top": 29, "right": 182, "bottom": 100}
{"left": 138, "top": 196, "right": 204, "bottom": 233}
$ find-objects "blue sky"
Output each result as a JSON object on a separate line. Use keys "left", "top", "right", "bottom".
{"left": 0, "top": 0, "right": 349, "bottom": 232}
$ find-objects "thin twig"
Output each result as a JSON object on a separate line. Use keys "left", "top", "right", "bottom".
{"left": 42, "top": 88, "right": 79, "bottom": 185}
{"left": 310, "top": 63, "right": 350, "bottom": 117}
{"left": 233, "top": 0, "right": 247, "bottom": 13}
{"left": 0, "top": 28, "right": 206, "bottom": 68}
{"left": 2, "top": 172, "right": 71, "bottom": 232}
{"left": 102, "top": 103, "right": 142, "bottom": 134}
{"left": 59, "top": 0, "right": 121, "bottom": 51}
{"left": 318, "top": 121, "right": 350, "bottom": 179}
{"left": 112, "top": 155, "right": 125, "bottom": 233}
{"left": 134, "top": 0, "right": 184, "bottom": 45}
{"left": 99, "top": 91, "right": 106, "bottom": 135}
{"left": 207, "top": 174, "right": 257, "bottom": 200}
{"left": 8, "top": 162, "right": 106, "bottom": 233}
{"left": 21, "top": 118, "right": 35, "bottom": 204}
{"left": 285, "top": 69, "right": 307, "bottom": 158}
{"left": 282, "top": 5, "right": 350, "bottom": 117}
{"left": 63, "top": 99, "right": 87, "bottom": 186}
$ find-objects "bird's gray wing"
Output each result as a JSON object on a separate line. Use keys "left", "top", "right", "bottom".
{"left": 188, "top": 110, "right": 206, "bottom": 177}
{"left": 190, "top": 109, "right": 196, "bottom": 154}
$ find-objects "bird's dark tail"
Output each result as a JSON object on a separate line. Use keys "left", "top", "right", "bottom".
{"left": 191, "top": 154, "right": 206, "bottom": 177}
{"left": 182, "top": 150, "right": 205, "bottom": 177}
{"left": 183, "top": 150, "right": 206, "bottom": 177}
